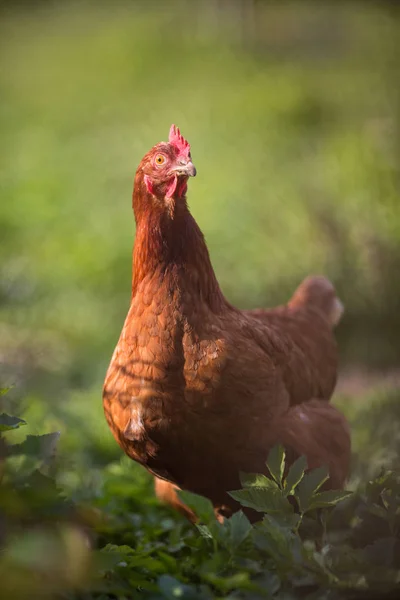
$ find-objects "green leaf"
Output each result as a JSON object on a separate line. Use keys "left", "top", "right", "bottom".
{"left": 380, "top": 488, "right": 398, "bottom": 518}
{"left": 101, "top": 543, "right": 135, "bottom": 556}
{"left": 284, "top": 456, "right": 307, "bottom": 496}
{"left": 201, "top": 512, "right": 251, "bottom": 550}
{"left": 308, "top": 489, "right": 353, "bottom": 510}
{"left": 229, "top": 486, "right": 293, "bottom": 514}
{"left": 177, "top": 490, "right": 215, "bottom": 524}
{"left": 240, "top": 471, "right": 278, "bottom": 489}
{"left": 266, "top": 445, "right": 285, "bottom": 487}
{"left": 95, "top": 547, "right": 131, "bottom": 573}
{"left": 203, "top": 571, "right": 251, "bottom": 593}
{"left": 265, "top": 511, "right": 301, "bottom": 531}
{"left": 8, "top": 432, "right": 60, "bottom": 463}
{"left": 0, "top": 387, "right": 11, "bottom": 397}
{"left": 295, "top": 465, "right": 329, "bottom": 513}
{"left": 362, "top": 537, "right": 397, "bottom": 567}
{"left": 157, "top": 551, "right": 178, "bottom": 573}
{"left": 367, "top": 503, "right": 389, "bottom": 520}
{"left": 195, "top": 523, "right": 213, "bottom": 539}
{"left": 253, "top": 515, "right": 299, "bottom": 561}
{"left": 224, "top": 510, "right": 252, "bottom": 550}
{"left": 158, "top": 575, "right": 197, "bottom": 599}
{"left": 0, "top": 413, "right": 26, "bottom": 432}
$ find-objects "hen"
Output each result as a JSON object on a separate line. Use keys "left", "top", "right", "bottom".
{"left": 103, "top": 125, "right": 351, "bottom": 522}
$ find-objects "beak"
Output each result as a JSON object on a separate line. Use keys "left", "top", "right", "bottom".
{"left": 172, "top": 160, "right": 197, "bottom": 177}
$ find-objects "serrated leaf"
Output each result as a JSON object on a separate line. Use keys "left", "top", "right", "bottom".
{"left": 177, "top": 490, "right": 215, "bottom": 524}
{"left": 240, "top": 471, "right": 278, "bottom": 489}
{"left": 101, "top": 543, "right": 135, "bottom": 555}
{"left": 266, "top": 445, "right": 285, "bottom": 486}
{"left": 229, "top": 487, "right": 275, "bottom": 513}
{"left": 195, "top": 523, "right": 213, "bottom": 539}
{"left": 308, "top": 489, "right": 353, "bottom": 510}
{"left": 0, "top": 413, "right": 26, "bottom": 432}
{"left": 229, "top": 486, "right": 293, "bottom": 514}
{"left": 284, "top": 456, "right": 307, "bottom": 496}
{"left": 265, "top": 511, "right": 301, "bottom": 531}
{"left": 253, "top": 515, "right": 297, "bottom": 560}
{"left": 13, "top": 470, "right": 72, "bottom": 517}
{"left": 201, "top": 512, "right": 251, "bottom": 550}
{"left": 225, "top": 510, "right": 252, "bottom": 550}
{"left": 8, "top": 432, "right": 60, "bottom": 464}
{"left": 295, "top": 465, "right": 329, "bottom": 513}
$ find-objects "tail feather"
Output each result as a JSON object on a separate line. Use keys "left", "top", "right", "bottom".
{"left": 288, "top": 276, "right": 344, "bottom": 327}
{"left": 274, "top": 400, "right": 351, "bottom": 490}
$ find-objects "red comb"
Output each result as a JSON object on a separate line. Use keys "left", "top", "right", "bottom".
{"left": 169, "top": 124, "right": 191, "bottom": 158}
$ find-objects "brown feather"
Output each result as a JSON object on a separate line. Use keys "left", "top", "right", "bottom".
{"left": 103, "top": 128, "right": 351, "bottom": 521}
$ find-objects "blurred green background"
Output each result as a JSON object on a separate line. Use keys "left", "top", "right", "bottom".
{"left": 2, "top": 2, "right": 400, "bottom": 597}
{"left": 1, "top": 0, "right": 400, "bottom": 472}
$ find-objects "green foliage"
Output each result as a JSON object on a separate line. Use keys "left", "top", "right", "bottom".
{"left": 230, "top": 479, "right": 293, "bottom": 515}
{"left": 284, "top": 456, "right": 307, "bottom": 497}
{"left": 2, "top": 381, "right": 400, "bottom": 600}
{"left": 0, "top": 413, "right": 26, "bottom": 432}
{"left": 266, "top": 444, "right": 286, "bottom": 487}
{"left": 0, "top": 392, "right": 89, "bottom": 598}
{"left": 295, "top": 466, "right": 330, "bottom": 513}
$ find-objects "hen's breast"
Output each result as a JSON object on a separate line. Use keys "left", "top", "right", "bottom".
{"left": 103, "top": 293, "right": 182, "bottom": 459}
{"left": 102, "top": 279, "right": 291, "bottom": 488}
{"left": 102, "top": 282, "right": 230, "bottom": 473}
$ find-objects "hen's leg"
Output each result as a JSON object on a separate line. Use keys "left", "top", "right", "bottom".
{"left": 154, "top": 478, "right": 228, "bottom": 523}
{"left": 154, "top": 478, "right": 197, "bottom": 522}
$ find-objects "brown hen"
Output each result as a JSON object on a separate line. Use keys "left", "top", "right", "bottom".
{"left": 103, "top": 125, "right": 350, "bottom": 522}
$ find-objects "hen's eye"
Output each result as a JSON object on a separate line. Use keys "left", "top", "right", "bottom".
{"left": 155, "top": 154, "right": 166, "bottom": 166}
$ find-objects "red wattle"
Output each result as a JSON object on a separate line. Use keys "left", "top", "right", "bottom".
{"left": 166, "top": 175, "right": 178, "bottom": 199}
{"left": 144, "top": 175, "right": 155, "bottom": 195}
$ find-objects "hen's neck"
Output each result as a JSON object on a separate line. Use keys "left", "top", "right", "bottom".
{"left": 131, "top": 182, "right": 226, "bottom": 313}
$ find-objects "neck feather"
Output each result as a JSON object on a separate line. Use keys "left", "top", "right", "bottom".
{"left": 131, "top": 178, "right": 226, "bottom": 312}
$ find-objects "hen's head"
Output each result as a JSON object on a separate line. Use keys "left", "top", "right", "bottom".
{"left": 137, "top": 125, "right": 196, "bottom": 203}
